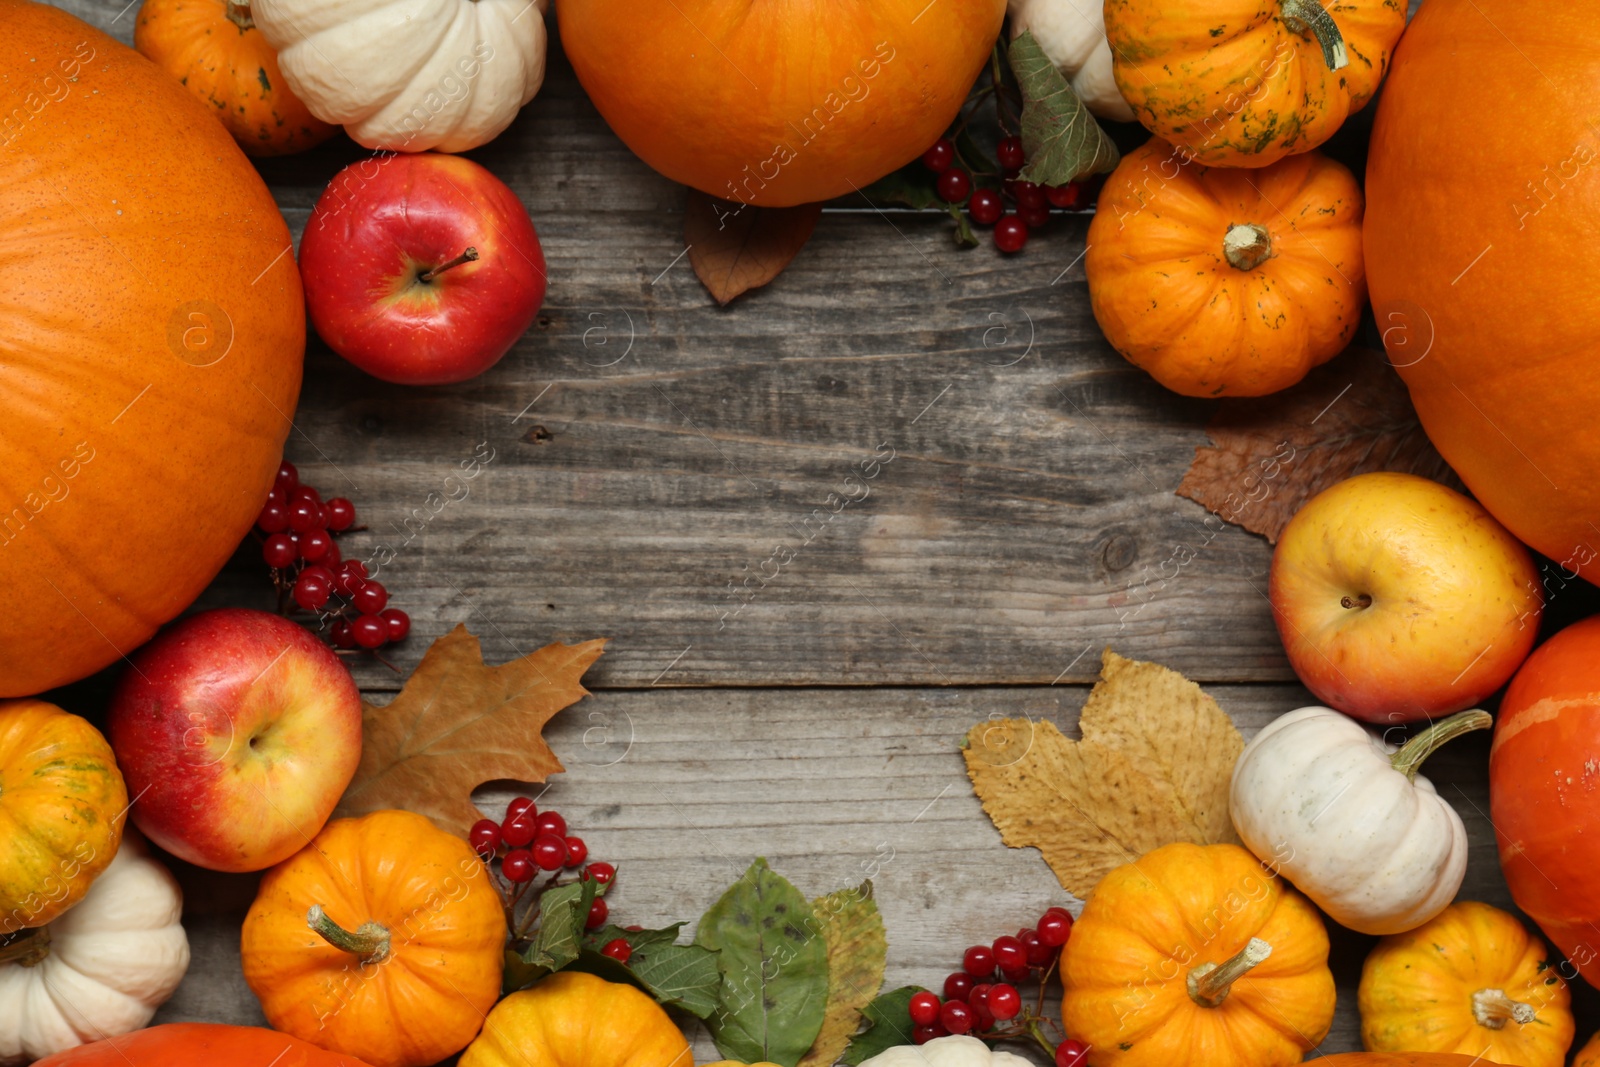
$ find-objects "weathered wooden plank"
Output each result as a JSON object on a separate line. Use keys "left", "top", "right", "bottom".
{"left": 144, "top": 683, "right": 1553, "bottom": 1059}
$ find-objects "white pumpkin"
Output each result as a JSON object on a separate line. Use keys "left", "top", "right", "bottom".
{"left": 1008, "top": 0, "right": 1134, "bottom": 122}
{"left": 1230, "top": 706, "right": 1491, "bottom": 937}
{"left": 252, "top": 0, "right": 550, "bottom": 152}
{"left": 861, "top": 1035, "right": 1036, "bottom": 1067}
{"left": 0, "top": 836, "right": 189, "bottom": 1065}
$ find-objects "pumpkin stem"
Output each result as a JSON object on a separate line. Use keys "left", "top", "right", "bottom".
{"left": 307, "top": 905, "right": 391, "bottom": 965}
{"left": 418, "top": 247, "right": 479, "bottom": 283}
{"left": 1472, "top": 988, "right": 1537, "bottom": 1029}
{"left": 1389, "top": 710, "right": 1493, "bottom": 783}
{"left": 224, "top": 0, "right": 255, "bottom": 31}
{"left": 1187, "top": 937, "right": 1271, "bottom": 1008}
{"left": 1222, "top": 224, "right": 1273, "bottom": 271}
{"left": 1280, "top": 0, "right": 1348, "bottom": 71}
{"left": 0, "top": 926, "right": 51, "bottom": 968}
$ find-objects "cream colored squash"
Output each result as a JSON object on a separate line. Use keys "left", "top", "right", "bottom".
{"left": 1230, "top": 706, "right": 1489, "bottom": 936}
{"left": 1007, "top": 0, "right": 1134, "bottom": 122}
{"left": 861, "top": 1035, "right": 1036, "bottom": 1067}
{"left": 251, "top": 0, "right": 549, "bottom": 152}
{"left": 0, "top": 835, "right": 189, "bottom": 1065}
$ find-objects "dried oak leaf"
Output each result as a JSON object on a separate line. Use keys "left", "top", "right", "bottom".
{"left": 799, "top": 881, "right": 887, "bottom": 1067}
{"left": 685, "top": 189, "right": 821, "bottom": 305}
{"left": 1177, "top": 346, "right": 1460, "bottom": 543}
{"left": 964, "top": 650, "right": 1242, "bottom": 898}
{"left": 335, "top": 625, "right": 606, "bottom": 836}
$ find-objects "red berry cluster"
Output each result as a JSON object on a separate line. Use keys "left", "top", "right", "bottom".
{"left": 472, "top": 796, "right": 615, "bottom": 944}
{"left": 256, "top": 461, "right": 409, "bottom": 652}
{"left": 909, "top": 906, "right": 1087, "bottom": 1067}
{"left": 922, "top": 136, "right": 1091, "bottom": 255}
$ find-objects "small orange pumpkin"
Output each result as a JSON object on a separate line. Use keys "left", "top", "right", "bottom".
{"left": 1086, "top": 137, "right": 1365, "bottom": 397}
{"left": 459, "top": 972, "right": 693, "bottom": 1067}
{"left": 1105, "top": 0, "right": 1405, "bottom": 168}
{"left": 1576, "top": 1031, "right": 1600, "bottom": 1067}
{"left": 240, "top": 810, "right": 506, "bottom": 1067}
{"left": 135, "top": 0, "right": 335, "bottom": 156}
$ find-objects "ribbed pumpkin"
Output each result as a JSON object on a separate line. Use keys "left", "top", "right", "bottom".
{"left": 1324, "top": 1059, "right": 1517, "bottom": 1067}
{"left": 134, "top": 0, "right": 337, "bottom": 156}
{"left": 1086, "top": 137, "right": 1365, "bottom": 397}
{"left": 33, "top": 1023, "right": 378, "bottom": 1066}
{"left": 1490, "top": 616, "right": 1600, "bottom": 988}
{"left": 241, "top": 810, "right": 507, "bottom": 1067}
{"left": 1359, "top": 902, "right": 1572, "bottom": 1067}
{"left": 559, "top": 0, "right": 1006, "bottom": 206}
{"left": 1060, "top": 842, "right": 1336, "bottom": 1067}
{"left": 1578, "top": 1032, "right": 1600, "bottom": 1067}
{"left": 0, "top": 0, "right": 302, "bottom": 696}
{"left": 1105, "top": 0, "right": 1404, "bottom": 168}
{"left": 1365, "top": 0, "right": 1600, "bottom": 577}
{"left": 459, "top": 972, "right": 693, "bottom": 1067}
{"left": 0, "top": 700, "right": 126, "bottom": 935}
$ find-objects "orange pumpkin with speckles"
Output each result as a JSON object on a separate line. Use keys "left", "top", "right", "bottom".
{"left": 0, "top": 0, "right": 302, "bottom": 696}
{"left": 1086, "top": 137, "right": 1366, "bottom": 397}
{"left": 135, "top": 0, "right": 336, "bottom": 156}
{"left": 1105, "top": 0, "right": 1406, "bottom": 168}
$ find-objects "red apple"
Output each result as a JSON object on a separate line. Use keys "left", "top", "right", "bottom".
{"left": 300, "top": 152, "right": 546, "bottom": 385}
{"left": 108, "top": 608, "right": 362, "bottom": 872}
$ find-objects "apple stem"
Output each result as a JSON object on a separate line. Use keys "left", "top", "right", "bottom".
{"left": 306, "top": 905, "right": 391, "bottom": 965}
{"left": 419, "top": 247, "right": 479, "bottom": 283}
{"left": 0, "top": 926, "right": 51, "bottom": 968}
{"left": 1390, "top": 709, "right": 1493, "bottom": 783}
{"left": 1187, "top": 937, "right": 1271, "bottom": 1008}
{"left": 1340, "top": 593, "right": 1372, "bottom": 610}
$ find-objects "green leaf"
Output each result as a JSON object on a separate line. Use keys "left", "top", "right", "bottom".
{"left": 697, "top": 858, "right": 830, "bottom": 1067}
{"left": 520, "top": 878, "right": 599, "bottom": 973}
{"left": 799, "top": 882, "right": 887, "bottom": 1067}
{"left": 1008, "top": 29, "right": 1119, "bottom": 186}
{"left": 584, "top": 922, "right": 724, "bottom": 1019}
{"left": 858, "top": 166, "right": 941, "bottom": 210}
{"left": 944, "top": 203, "right": 978, "bottom": 249}
{"left": 841, "top": 987, "right": 926, "bottom": 1066}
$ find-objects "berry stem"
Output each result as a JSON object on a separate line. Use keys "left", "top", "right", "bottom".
{"left": 1024, "top": 1018, "right": 1057, "bottom": 1059}
{"left": 306, "top": 905, "right": 391, "bottom": 965}
{"left": 419, "top": 247, "right": 479, "bottom": 283}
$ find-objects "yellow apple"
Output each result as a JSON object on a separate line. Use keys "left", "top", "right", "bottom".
{"left": 1269, "top": 472, "right": 1542, "bottom": 724}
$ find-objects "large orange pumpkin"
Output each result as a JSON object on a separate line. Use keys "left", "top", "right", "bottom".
{"left": 1365, "top": 0, "right": 1600, "bottom": 578}
{"left": 1490, "top": 615, "right": 1600, "bottom": 988}
{"left": 0, "top": 0, "right": 302, "bottom": 695}
{"left": 558, "top": 0, "right": 1006, "bottom": 207}
{"left": 34, "top": 1023, "right": 377, "bottom": 1065}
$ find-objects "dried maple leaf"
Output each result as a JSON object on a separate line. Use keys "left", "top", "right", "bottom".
{"left": 800, "top": 881, "right": 887, "bottom": 1067}
{"left": 335, "top": 625, "right": 606, "bottom": 836}
{"left": 1177, "top": 346, "right": 1460, "bottom": 543}
{"left": 964, "top": 650, "right": 1242, "bottom": 898}
{"left": 684, "top": 189, "right": 821, "bottom": 305}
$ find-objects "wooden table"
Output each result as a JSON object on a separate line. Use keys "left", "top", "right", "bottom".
{"left": 48, "top": 0, "right": 1600, "bottom": 1059}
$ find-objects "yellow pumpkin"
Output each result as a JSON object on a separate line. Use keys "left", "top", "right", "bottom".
{"left": 0, "top": 699, "right": 127, "bottom": 934}
{"left": 1360, "top": 902, "right": 1573, "bottom": 1067}
{"left": 1576, "top": 1031, "right": 1600, "bottom": 1067}
{"left": 1061, "top": 842, "right": 1335, "bottom": 1067}
{"left": 459, "top": 971, "right": 692, "bottom": 1067}
{"left": 240, "top": 810, "right": 506, "bottom": 1067}
{"left": 1086, "top": 137, "right": 1365, "bottom": 397}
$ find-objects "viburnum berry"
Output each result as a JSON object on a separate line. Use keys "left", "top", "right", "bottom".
{"left": 468, "top": 819, "right": 501, "bottom": 857}
{"left": 908, "top": 991, "right": 941, "bottom": 1026}
{"left": 535, "top": 811, "right": 568, "bottom": 839}
{"left": 994, "top": 216, "right": 1028, "bottom": 254}
{"left": 962, "top": 945, "right": 996, "bottom": 978}
{"left": 1045, "top": 182, "right": 1085, "bottom": 209}
{"left": 532, "top": 833, "right": 568, "bottom": 870}
{"left": 997, "top": 135, "right": 1025, "bottom": 171}
{"left": 988, "top": 983, "right": 1021, "bottom": 1021}
{"left": 287, "top": 500, "right": 320, "bottom": 533}
{"left": 992, "top": 935, "right": 1027, "bottom": 972}
{"left": 1038, "top": 910, "right": 1073, "bottom": 946}
{"left": 922, "top": 138, "right": 955, "bottom": 173}
{"left": 258, "top": 500, "right": 289, "bottom": 533}
{"left": 943, "top": 972, "right": 973, "bottom": 1001}
{"left": 274, "top": 461, "right": 299, "bottom": 495}
{"left": 330, "top": 620, "right": 356, "bottom": 649}
{"left": 583, "top": 862, "right": 616, "bottom": 885}
{"left": 326, "top": 497, "right": 356, "bottom": 531}
{"left": 380, "top": 608, "right": 411, "bottom": 642}
{"left": 353, "top": 581, "right": 388, "bottom": 614}
{"left": 564, "top": 836, "right": 588, "bottom": 867}
{"left": 507, "top": 797, "right": 536, "bottom": 821}
{"left": 586, "top": 897, "right": 608, "bottom": 930}
{"left": 293, "top": 571, "right": 331, "bottom": 611}
{"left": 333, "top": 559, "right": 369, "bottom": 596}
{"left": 912, "top": 1025, "right": 940, "bottom": 1046}
{"left": 1010, "top": 180, "right": 1047, "bottom": 211}
{"left": 299, "top": 528, "right": 334, "bottom": 563}
{"left": 969, "top": 983, "right": 991, "bottom": 1008}
{"left": 263, "top": 534, "right": 297, "bottom": 569}
{"left": 1019, "top": 202, "right": 1051, "bottom": 230}
{"left": 502, "top": 810, "right": 537, "bottom": 848}
{"left": 352, "top": 614, "right": 387, "bottom": 649}
{"left": 1000, "top": 965, "right": 1030, "bottom": 985}
{"left": 937, "top": 168, "right": 972, "bottom": 204}
{"left": 602, "top": 938, "right": 632, "bottom": 963}
{"left": 290, "top": 484, "right": 322, "bottom": 507}
{"left": 1019, "top": 928, "right": 1053, "bottom": 966}
{"left": 939, "top": 999, "right": 973, "bottom": 1035}
{"left": 502, "top": 849, "right": 534, "bottom": 883}
{"left": 320, "top": 539, "right": 342, "bottom": 569}
{"left": 968, "top": 188, "right": 1003, "bottom": 226}
{"left": 1056, "top": 1040, "right": 1090, "bottom": 1067}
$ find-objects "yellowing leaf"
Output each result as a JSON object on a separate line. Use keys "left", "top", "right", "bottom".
{"left": 799, "top": 881, "right": 887, "bottom": 1067}
{"left": 335, "top": 626, "right": 606, "bottom": 836}
{"left": 964, "top": 650, "right": 1242, "bottom": 898}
